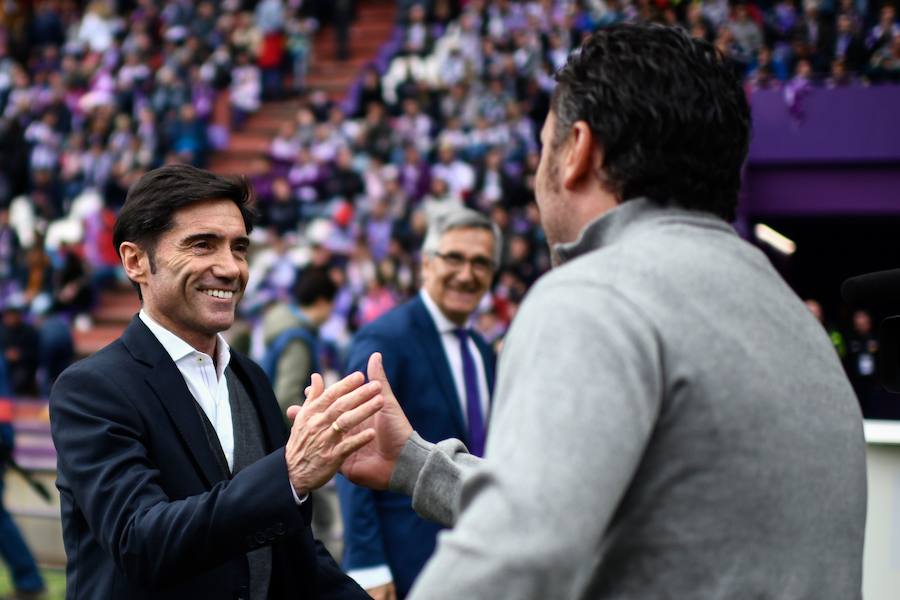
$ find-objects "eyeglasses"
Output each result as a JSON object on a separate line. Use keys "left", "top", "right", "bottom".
{"left": 433, "top": 251, "right": 495, "bottom": 276}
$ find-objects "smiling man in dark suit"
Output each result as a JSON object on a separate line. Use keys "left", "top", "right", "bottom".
{"left": 49, "top": 164, "right": 382, "bottom": 600}
{"left": 336, "top": 208, "right": 500, "bottom": 600}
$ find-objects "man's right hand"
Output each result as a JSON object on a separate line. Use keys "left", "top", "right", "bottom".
{"left": 366, "top": 582, "right": 397, "bottom": 600}
{"left": 340, "top": 352, "right": 413, "bottom": 490}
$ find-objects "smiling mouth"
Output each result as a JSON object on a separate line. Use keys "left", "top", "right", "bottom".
{"left": 448, "top": 288, "right": 479, "bottom": 299}
{"left": 202, "top": 289, "right": 235, "bottom": 299}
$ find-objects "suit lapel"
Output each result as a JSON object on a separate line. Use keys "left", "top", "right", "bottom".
{"left": 122, "top": 317, "right": 229, "bottom": 488}
{"left": 409, "top": 297, "right": 467, "bottom": 437}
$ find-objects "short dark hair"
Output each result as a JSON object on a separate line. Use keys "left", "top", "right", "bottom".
{"left": 551, "top": 24, "right": 751, "bottom": 221}
{"left": 113, "top": 164, "right": 257, "bottom": 298}
{"left": 293, "top": 267, "right": 338, "bottom": 308}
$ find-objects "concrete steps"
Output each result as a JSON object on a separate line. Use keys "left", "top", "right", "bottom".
{"left": 72, "top": 285, "right": 139, "bottom": 357}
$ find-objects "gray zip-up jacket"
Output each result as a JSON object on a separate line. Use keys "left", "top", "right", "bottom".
{"left": 391, "top": 198, "right": 866, "bottom": 599}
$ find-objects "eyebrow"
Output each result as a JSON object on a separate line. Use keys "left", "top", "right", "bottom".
{"left": 444, "top": 250, "right": 494, "bottom": 261}
{"left": 180, "top": 233, "right": 251, "bottom": 246}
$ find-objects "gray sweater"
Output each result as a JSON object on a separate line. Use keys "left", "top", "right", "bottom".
{"left": 391, "top": 199, "right": 866, "bottom": 599}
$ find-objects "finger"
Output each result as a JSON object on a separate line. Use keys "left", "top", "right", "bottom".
{"left": 334, "top": 428, "right": 377, "bottom": 459}
{"left": 322, "top": 381, "right": 382, "bottom": 424}
{"left": 367, "top": 353, "right": 393, "bottom": 395}
{"left": 307, "top": 373, "right": 324, "bottom": 400}
{"left": 286, "top": 404, "right": 301, "bottom": 422}
{"left": 304, "top": 371, "right": 365, "bottom": 413}
{"left": 330, "top": 394, "right": 384, "bottom": 435}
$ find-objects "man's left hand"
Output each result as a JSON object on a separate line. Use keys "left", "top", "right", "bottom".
{"left": 285, "top": 372, "right": 384, "bottom": 495}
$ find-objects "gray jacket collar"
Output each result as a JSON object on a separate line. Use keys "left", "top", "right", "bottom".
{"left": 552, "top": 197, "right": 733, "bottom": 265}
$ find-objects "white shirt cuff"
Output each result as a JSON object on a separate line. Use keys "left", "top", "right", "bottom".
{"left": 290, "top": 483, "right": 309, "bottom": 505}
{"left": 347, "top": 565, "right": 393, "bottom": 589}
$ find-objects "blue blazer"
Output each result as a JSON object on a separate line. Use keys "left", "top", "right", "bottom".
{"left": 336, "top": 295, "right": 495, "bottom": 597}
{"left": 49, "top": 316, "right": 367, "bottom": 600}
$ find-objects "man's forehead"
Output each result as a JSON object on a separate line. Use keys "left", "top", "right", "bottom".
{"left": 170, "top": 200, "right": 247, "bottom": 231}
{"left": 439, "top": 227, "right": 494, "bottom": 252}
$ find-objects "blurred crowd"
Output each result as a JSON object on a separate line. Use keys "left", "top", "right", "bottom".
{"left": 805, "top": 301, "right": 897, "bottom": 419}
{"left": 0, "top": 0, "right": 326, "bottom": 395}
{"left": 1, "top": 0, "right": 899, "bottom": 397}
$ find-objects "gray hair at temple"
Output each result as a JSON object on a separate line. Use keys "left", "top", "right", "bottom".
{"left": 422, "top": 208, "right": 503, "bottom": 269}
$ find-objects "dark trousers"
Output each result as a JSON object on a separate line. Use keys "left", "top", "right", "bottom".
{"left": 0, "top": 424, "right": 44, "bottom": 593}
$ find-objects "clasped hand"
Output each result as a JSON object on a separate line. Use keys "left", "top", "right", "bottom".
{"left": 286, "top": 353, "right": 414, "bottom": 494}
{"left": 284, "top": 371, "right": 384, "bottom": 496}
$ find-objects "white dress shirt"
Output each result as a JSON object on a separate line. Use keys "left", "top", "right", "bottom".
{"left": 139, "top": 310, "right": 235, "bottom": 471}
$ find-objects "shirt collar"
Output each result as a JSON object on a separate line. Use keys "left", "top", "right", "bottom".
{"left": 552, "top": 197, "right": 733, "bottom": 265}
{"left": 139, "top": 309, "right": 231, "bottom": 377}
{"left": 419, "top": 289, "right": 470, "bottom": 334}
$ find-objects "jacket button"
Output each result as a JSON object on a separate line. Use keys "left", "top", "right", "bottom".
{"left": 255, "top": 532, "right": 266, "bottom": 544}
{"left": 274, "top": 522, "right": 285, "bottom": 535}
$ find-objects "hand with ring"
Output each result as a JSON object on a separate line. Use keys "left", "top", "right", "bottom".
{"left": 284, "top": 372, "right": 383, "bottom": 496}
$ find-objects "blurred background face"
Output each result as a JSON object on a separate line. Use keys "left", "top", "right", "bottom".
{"left": 422, "top": 227, "right": 495, "bottom": 325}
{"left": 853, "top": 310, "right": 871, "bottom": 334}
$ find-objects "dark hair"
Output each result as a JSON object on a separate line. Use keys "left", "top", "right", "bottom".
{"left": 293, "top": 267, "right": 338, "bottom": 308}
{"left": 551, "top": 24, "right": 751, "bottom": 221}
{"left": 113, "top": 164, "right": 257, "bottom": 298}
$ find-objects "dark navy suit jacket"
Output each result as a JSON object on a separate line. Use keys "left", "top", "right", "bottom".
{"left": 49, "top": 316, "right": 367, "bottom": 600}
{"left": 336, "top": 295, "right": 495, "bottom": 597}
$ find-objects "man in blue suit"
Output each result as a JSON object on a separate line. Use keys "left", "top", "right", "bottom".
{"left": 337, "top": 209, "right": 500, "bottom": 600}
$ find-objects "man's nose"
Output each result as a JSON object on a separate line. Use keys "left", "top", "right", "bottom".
{"left": 211, "top": 248, "right": 242, "bottom": 280}
{"left": 455, "top": 260, "right": 477, "bottom": 282}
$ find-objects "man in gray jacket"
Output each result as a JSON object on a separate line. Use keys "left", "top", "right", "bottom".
{"left": 311, "top": 24, "right": 867, "bottom": 599}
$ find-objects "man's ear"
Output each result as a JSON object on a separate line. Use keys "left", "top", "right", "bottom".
{"left": 562, "top": 121, "right": 604, "bottom": 191}
{"left": 119, "top": 242, "right": 149, "bottom": 288}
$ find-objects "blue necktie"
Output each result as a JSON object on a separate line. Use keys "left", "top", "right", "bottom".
{"left": 454, "top": 328, "right": 485, "bottom": 457}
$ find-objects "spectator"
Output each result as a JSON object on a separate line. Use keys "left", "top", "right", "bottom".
{"left": 50, "top": 241, "right": 93, "bottom": 321}
{"left": 0, "top": 396, "right": 47, "bottom": 599}
{"left": 264, "top": 177, "right": 301, "bottom": 237}
{"left": 846, "top": 309, "right": 878, "bottom": 411}
{"left": 731, "top": 2, "right": 765, "bottom": 56}
{"left": 421, "top": 176, "right": 464, "bottom": 225}
{"left": 229, "top": 51, "right": 261, "bottom": 129}
{"left": 261, "top": 266, "right": 338, "bottom": 418}
{"left": 829, "top": 13, "right": 867, "bottom": 72}
{"left": 0, "top": 301, "right": 41, "bottom": 397}
{"left": 37, "top": 312, "right": 75, "bottom": 394}
{"left": 167, "top": 103, "right": 208, "bottom": 166}
{"left": 323, "top": 147, "right": 365, "bottom": 202}
{"left": 866, "top": 3, "right": 899, "bottom": 51}
{"left": 0, "top": 208, "right": 21, "bottom": 304}
{"left": 431, "top": 144, "right": 475, "bottom": 200}
{"left": 337, "top": 208, "right": 499, "bottom": 599}
{"left": 270, "top": 122, "right": 301, "bottom": 164}
{"left": 827, "top": 56, "right": 858, "bottom": 85}
{"left": 804, "top": 299, "right": 847, "bottom": 359}
{"left": 869, "top": 33, "right": 900, "bottom": 80}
